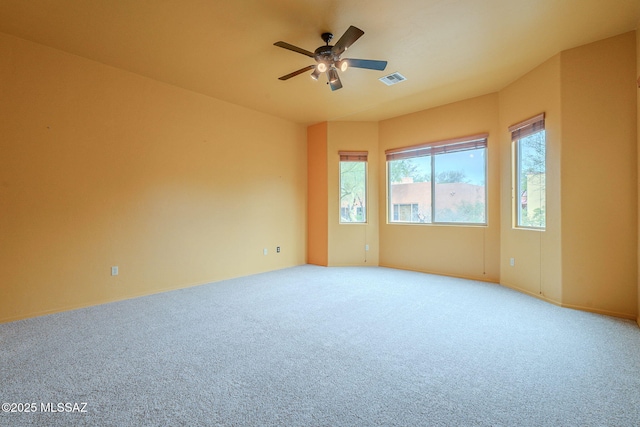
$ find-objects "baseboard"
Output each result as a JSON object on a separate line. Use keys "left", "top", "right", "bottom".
{"left": 0, "top": 278, "right": 219, "bottom": 325}
{"left": 500, "top": 281, "right": 637, "bottom": 321}
{"left": 559, "top": 302, "right": 636, "bottom": 321}
{"left": 328, "top": 262, "right": 376, "bottom": 267}
{"left": 1, "top": 265, "right": 302, "bottom": 325}
{"left": 378, "top": 263, "right": 499, "bottom": 284}
{"left": 499, "top": 281, "right": 563, "bottom": 307}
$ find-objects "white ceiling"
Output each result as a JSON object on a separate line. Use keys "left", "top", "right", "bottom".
{"left": 0, "top": 0, "right": 638, "bottom": 124}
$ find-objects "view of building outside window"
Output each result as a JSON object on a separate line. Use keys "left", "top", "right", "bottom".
{"left": 516, "top": 131, "right": 546, "bottom": 228}
{"left": 388, "top": 147, "right": 486, "bottom": 224}
{"left": 389, "top": 156, "right": 431, "bottom": 222}
{"left": 340, "top": 161, "right": 366, "bottom": 223}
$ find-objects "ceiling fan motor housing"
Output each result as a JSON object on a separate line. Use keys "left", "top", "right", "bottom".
{"left": 314, "top": 45, "right": 340, "bottom": 65}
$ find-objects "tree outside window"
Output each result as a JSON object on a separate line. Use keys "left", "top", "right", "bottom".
{"left": 340, "top": 161, "right": 367, "bottom": 223}
{"left": 516, "top": 131, "right": 545, "bottom": 228}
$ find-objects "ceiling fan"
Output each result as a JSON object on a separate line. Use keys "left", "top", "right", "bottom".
{"left": 274, "top": 25, "right": 388, "bottom": 91}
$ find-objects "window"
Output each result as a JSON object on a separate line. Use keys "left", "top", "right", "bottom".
{"left": 510, "top": 114, "right": 545, "bottom": 229}
{"left": 386, "top": 134, "right": 488, "bottom": 225}
{"left": 339, "top": 151, "right": 367, "bottom": 223}
{"left": 392, "top": 203, "right": 419, "bottom": 222}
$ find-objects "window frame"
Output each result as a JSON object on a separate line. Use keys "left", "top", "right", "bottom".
{"left": 392, "top": 203, "right": 420, "bottom": 222}
{"left": 510, "top": 113, "right": 546, "bottom": 230}
{"left": 339, "top": 151, "right": 368, "bottom": 224}
{"left": 385, "top": 134, "right": 489, "bottom": 226}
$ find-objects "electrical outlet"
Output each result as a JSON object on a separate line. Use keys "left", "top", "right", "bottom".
{"left": 509, "top": 258, "right": 515, "bottom": 267}
{"left": 365, "top": 244, "right": 370, "bottom": 251}
{"left": 263, "top": 248, "right": 268, "bottom": 255}
{"left": 111, "top": 266, "right": 119, "bottom": 276}
{"left": 276, "top": 246, "right": 281, "bottom": 253}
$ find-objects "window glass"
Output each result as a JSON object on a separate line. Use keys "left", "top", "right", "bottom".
{"left": 516, "top": 131, "right": 546, "bottom": 228}
{"left": 388, "top": 156, "right": 431, "bottom": 223}
{"left": 434, "top": 148, "right": 486, "bottom": 223}
{"left": 340, "top": 161, "right": 367, "bottom": 223}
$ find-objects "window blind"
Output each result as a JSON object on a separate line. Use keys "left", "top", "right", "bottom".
{"left": 339, "top": 151, "right": 368, "bottom": 161}
{"left": 509, "top": 113, "right": 545, "bottom": 141}
{"left": 385, "top": 133, "right": 488, "bottom": 161}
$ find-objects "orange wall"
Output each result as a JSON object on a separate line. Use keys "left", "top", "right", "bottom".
{"left": 327, "top": 122, "right": 379, "bottom": 266}
{"left": 378, "top": 93, "right": 501, "bottom": 282}
{"left": 638, "top": 23, "right": 640, "bottom": 327}
{"left": 375, "top": 31, "right": 637, "bottom": 319}
{"left": 0, "top": 33, "right": 307, "bottom": 322}
{"left": 306, "top": 121, "right": 379, "bottom": 267}
{"left": 307, "top": 122, "right": 328, "bottom": 266}
{"left": 498, "top": 54, "right": 562, "bottom": 303}
{"left": 498, "top": 32, "right": 637, "bottom": 319}
{"left": 560, "top": 32, "right": 637, "bottom": 318}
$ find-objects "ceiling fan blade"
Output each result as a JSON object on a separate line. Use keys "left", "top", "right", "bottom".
{"left": 278, "top": 65, "right": 315, "bottom": 80}
{"left": 332, "top": 25, "right": 364, "bottom": 56}
{"left": 346, "top": 58, "right": 388, "bottom": 71}
{"left": 329, "top": 72, "right": 343, "bottom": 91}
{"left": 274, "top": 41, "right": 314, "bottom": 57}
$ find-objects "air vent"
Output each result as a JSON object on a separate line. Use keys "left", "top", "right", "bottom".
{"left": 379, "top": 72, "right": 406, "bottom": 86}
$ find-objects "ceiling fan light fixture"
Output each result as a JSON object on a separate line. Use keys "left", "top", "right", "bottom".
{"left": 328, "top": 67, "right": 339, "bottom": 83}
{"left": 317, "top": 62, "right": 328, "bottom": 73}
{"left": 337, "top": 59, "right": 348, "bottom": 72}
{"left": 310, "top": 67, "right": 321, "bottom": 80}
